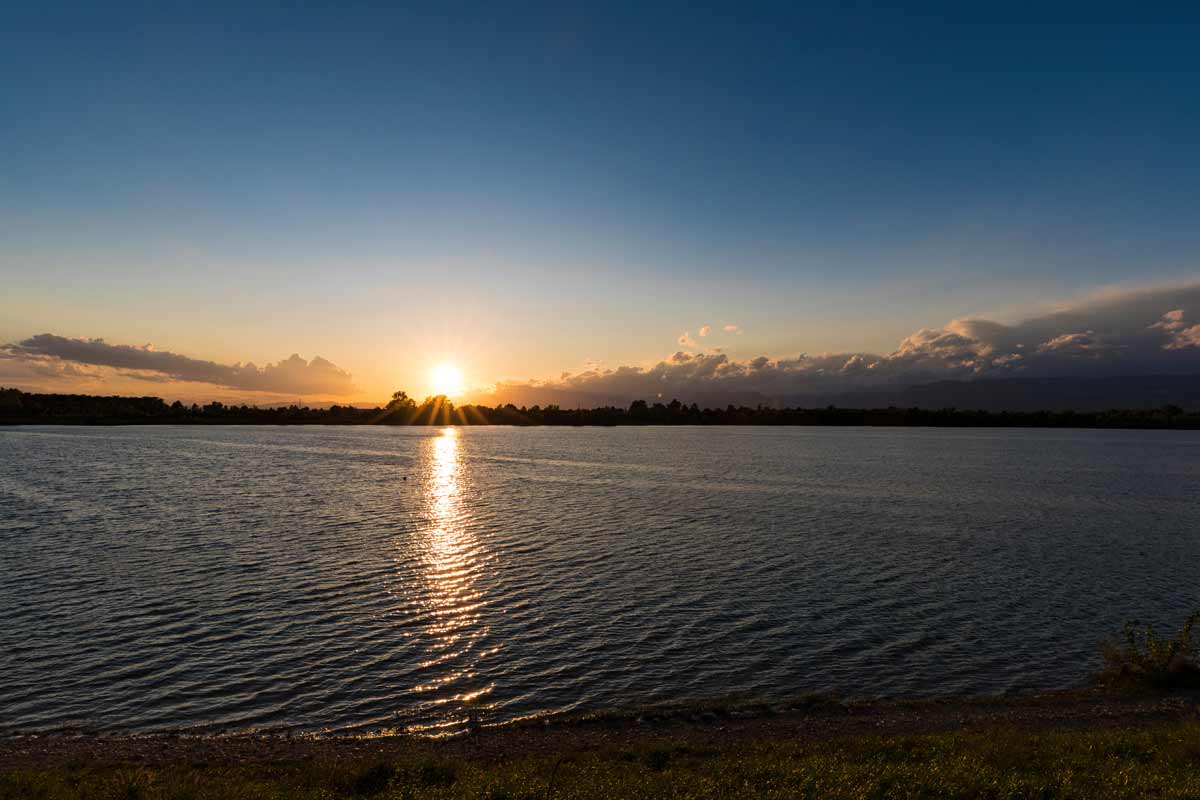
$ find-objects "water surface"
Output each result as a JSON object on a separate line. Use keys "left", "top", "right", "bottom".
{"left": 2, "top": 425, "right": 1198, "bottom": 735}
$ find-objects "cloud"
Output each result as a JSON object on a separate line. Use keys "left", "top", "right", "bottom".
{"left": 2, "top": 334, "right": 357, "bottom": 396}
{"left": 723, "top": 324, "right": 741, "bottom": 334}
{"left": 1036, "top": 331, "right": 1123, "bottom": 357}
{"left": 677, "top": 331, "right": 696, "bottom": 347}
{"left": 0, "top": 350, "right": 101, "bottom": 383}
{"left": 698, "top": 325, "right": 712, "bottom": 337}
{"left": 1150, "top": 309, "right": 1200, "bottom": 350}
{"left": 476, "top": 283, "right": 1200, "bottom": 407}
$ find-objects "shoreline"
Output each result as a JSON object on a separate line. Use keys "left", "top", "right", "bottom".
{"left": 6, "top": 420, "right": 1200, "bottom": 431}
{"left": 4, "top": 687, "right": 1198, "bottom": 769}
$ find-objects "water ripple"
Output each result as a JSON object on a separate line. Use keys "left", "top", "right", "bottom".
{"left": 2, "top": 425, "right": 1199, "bottom": 734}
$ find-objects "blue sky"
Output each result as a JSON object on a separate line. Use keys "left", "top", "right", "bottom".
{"left": 3, "top": 2, "right": 1199, "bottom": 401}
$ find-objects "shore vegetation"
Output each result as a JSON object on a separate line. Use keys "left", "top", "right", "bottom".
{"left": 3, "top": 387, "right": 1199, "bottom": 429}
{"left": 4, "top": 722, "right": 1200, "bottom": 799}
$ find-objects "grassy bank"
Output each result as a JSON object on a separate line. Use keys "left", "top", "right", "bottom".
{"left": 4, "top": 721, "right": 1200, "bottom": 799}
{"left": 4, "top": 616, "right": 1197, "bottom": 798}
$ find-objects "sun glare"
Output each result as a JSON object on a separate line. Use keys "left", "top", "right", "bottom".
{"left": 431, "top": 363, "right": 464, "bottom": 396}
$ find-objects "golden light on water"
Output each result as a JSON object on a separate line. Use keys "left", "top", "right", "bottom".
{"left": 411, "top": 426, "right": 493, "bottom": 732}
{"left": 426, "top": 427, "right": 474, "bottom": 627}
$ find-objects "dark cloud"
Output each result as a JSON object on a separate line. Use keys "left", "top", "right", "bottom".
{"left": 2, "top": 335, "right": 357, "bottom": 396}
{"left": 478, "top": 283, "right": 1200, "bottom": 407}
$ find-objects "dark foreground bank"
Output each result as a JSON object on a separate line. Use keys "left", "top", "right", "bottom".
{"left": 3, "top": 690, "right": 1199, "bottom": 799}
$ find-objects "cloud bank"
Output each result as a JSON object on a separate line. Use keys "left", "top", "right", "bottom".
{"left": 1, "top": 335, "right": 356, "bottom": 396}
{"left": 479, "top": 283, "right": 1200, "bottom": 407}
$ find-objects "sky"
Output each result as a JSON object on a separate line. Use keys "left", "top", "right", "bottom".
{"left": 3, "top": 2, "right": 1200, "bottom": 405}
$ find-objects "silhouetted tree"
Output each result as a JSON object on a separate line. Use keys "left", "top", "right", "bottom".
{"left": 2, "top": 386, "right": 1199, "bottom": 430}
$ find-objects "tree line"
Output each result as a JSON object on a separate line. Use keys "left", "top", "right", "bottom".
{"left": 2, "top": 387, "right": 1198, "bottom": 429}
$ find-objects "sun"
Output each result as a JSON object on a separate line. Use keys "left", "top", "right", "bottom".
{"left": 430, "top": 362, "right": 464, "bottom": 396}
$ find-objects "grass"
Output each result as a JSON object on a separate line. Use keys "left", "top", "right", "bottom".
{"left": 4, "top": 723, "right": 1200, "bottom": 800}
{"left": 1095, "top": 612, "right": 1200, "bottom": 690}
{"left": 6, "top": 616, "right": 1199, "bottom": 799}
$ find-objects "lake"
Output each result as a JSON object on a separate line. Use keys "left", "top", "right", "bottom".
{"left": 2, "top": 425, "right": 1198, "bottom": 735}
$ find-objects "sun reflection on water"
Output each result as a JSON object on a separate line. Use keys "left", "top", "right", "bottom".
{"left": 409, "top": 427, "right": 493, "bottom": 734}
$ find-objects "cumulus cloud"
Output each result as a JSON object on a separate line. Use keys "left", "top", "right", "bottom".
{"left": 698, "top": 325, "right": 712, "bottom": 337}
{"left": 723, "top": 324, "right": 741, "bottom": 334}
{"left": 677, "top": 331, "right": 696, "bottom": 347}
{"left": 1036, "top": 331, "right": 1123, "bottom": 357}
{"left": 1, "top": 334, "right": 357, "bottom": 396}
{"left": 1150, "top": 309, "right": 1200, "bottom": 349}
{"left": 478, "top": 283, "right": 1200, "bottom": 407}
{"left": 0, "top": 349, "right": 101, "bottom": 383}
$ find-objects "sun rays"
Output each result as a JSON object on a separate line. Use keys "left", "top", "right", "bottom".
{"left": 430, "top": 363, "right": 465, "bottom": 397}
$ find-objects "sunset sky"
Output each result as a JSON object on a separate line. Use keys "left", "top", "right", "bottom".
{"left": 3, "top": 3, "right": 1200, "bottom": 405}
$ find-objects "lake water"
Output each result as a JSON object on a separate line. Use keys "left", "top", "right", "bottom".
{"left": 1, "top": 425, "right": 1198, "bottom": 735}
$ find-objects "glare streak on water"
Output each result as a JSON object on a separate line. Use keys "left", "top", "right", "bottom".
{"left": 1, "top": 425, "right": 1199, "bottom": 735}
